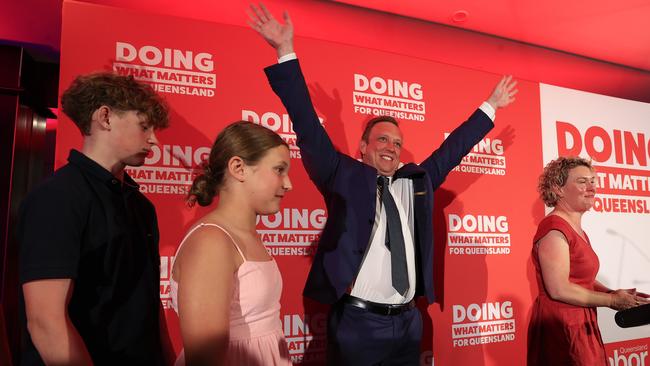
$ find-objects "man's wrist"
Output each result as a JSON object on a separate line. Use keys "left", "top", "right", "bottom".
{"left": 276, "top": 44, "right": 295, "bottom": 60}
{"left": 278, "top": 52, "right": 297, "bottom": 64}
{"left": 479, "top": 101, "right": 496, "bottom": 121}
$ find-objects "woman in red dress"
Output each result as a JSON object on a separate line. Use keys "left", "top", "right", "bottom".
{"left": 528, "top": 157, "right": 649, "bottom": 366}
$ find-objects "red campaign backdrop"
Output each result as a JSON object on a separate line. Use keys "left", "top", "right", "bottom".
{"left": 56, "top": 1, "right": 648, "bottom": 365}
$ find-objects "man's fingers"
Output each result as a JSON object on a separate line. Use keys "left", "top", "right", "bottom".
{"left": 506, "top": 80, "right": 518, "bottom": 91}
{"left": 500, "top": 75, "right": 512, "bottom": 89}
{"left": 283, "top": 10, "right": 292, "bottom": 26}
{"left": 246, "top": 20, "right": 263, "bottom": 33}
{"left": 250, "top": 4, "right": 266, "bottom": 23}
{"left": 246, "top": 7, "right": 259, "bottom": 24}
{"left": 496, "top": 75, "right": 507, "bottom": 89}
{"left": 259, "top": 3, "right": 275, "bottom": 22}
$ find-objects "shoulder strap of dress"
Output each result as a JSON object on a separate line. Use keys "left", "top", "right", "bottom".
{"left": 175, "top": 223, "right": 246, "bottom": 261}
{"left": 534, "top": 215, "right": 572, "bottom": 245}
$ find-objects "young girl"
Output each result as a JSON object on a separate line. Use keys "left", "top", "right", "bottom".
{"left": 170, "top": 121, "right": 293, "bottom": 365}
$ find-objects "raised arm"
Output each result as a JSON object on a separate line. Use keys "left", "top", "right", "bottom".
{"left": 23, "top": 279, "right": 93, "bottom": 365}
{"left": 248, "top": 3, "right": 340, "bottom": 188}
{"left": 174, "top": 227, "right": 239, "bottom": 366}
{"left": 420, "top": 75, "right": 518, "bottom": 188}
{"left": 538, "top": 230, "right": 649, "bottom": 310}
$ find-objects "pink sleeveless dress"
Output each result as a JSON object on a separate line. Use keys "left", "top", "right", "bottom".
{"left": 170, "top": 223, "right": 292, "bottom": 365}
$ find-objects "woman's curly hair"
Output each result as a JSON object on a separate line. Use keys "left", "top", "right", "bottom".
{"left": 538, "top": 156, "right": 593, "bottom": 207}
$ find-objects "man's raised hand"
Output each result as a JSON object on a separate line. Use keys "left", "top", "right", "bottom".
{"left": 247, "top": 3, "right": 294, "bottom": 58}
{"left": 487, "top": 75, "right": 518, "bottom": 110}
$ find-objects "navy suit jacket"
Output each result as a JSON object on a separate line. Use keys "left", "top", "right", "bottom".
{"left": 265, "top": 59, "right": 493, "bottom": 305}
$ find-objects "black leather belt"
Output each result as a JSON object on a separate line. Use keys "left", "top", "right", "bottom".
{"left": 341, "top": 294, "right": 415, "bottom": 316}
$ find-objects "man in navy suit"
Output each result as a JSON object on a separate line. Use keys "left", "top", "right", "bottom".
{"left": 249, "top": 4, "right": 517, "bottom": 365}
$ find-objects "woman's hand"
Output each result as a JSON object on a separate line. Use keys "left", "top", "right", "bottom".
{"left": 609, "top": 289, "right": 646, "bottom": 311}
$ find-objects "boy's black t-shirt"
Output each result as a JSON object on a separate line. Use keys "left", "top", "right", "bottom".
{"left": 18, "top": 149, "right": 164, "bottom": 365}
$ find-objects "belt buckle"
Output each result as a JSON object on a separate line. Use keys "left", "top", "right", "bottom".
{"left": 384, "top": 304, "right": 401, "bottom": 316}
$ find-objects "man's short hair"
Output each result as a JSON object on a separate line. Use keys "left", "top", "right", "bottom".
{"left": 361, "top": 116, "right": 399, "bottom": 142}
{"left": 61, "top": 72, "right": 170, "bottom": 135}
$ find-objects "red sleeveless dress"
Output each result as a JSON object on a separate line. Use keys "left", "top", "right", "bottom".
{"left": 527, "top": 215, "right": 607, "bottom": 366}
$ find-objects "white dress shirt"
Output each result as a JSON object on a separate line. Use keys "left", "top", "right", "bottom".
{"left": 351, "top": 175, "right": 417, "bottom": 304}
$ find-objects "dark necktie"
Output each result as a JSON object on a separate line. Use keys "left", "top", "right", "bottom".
{"left": 378, "top": 176, "right": 409, "bottom": 294}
